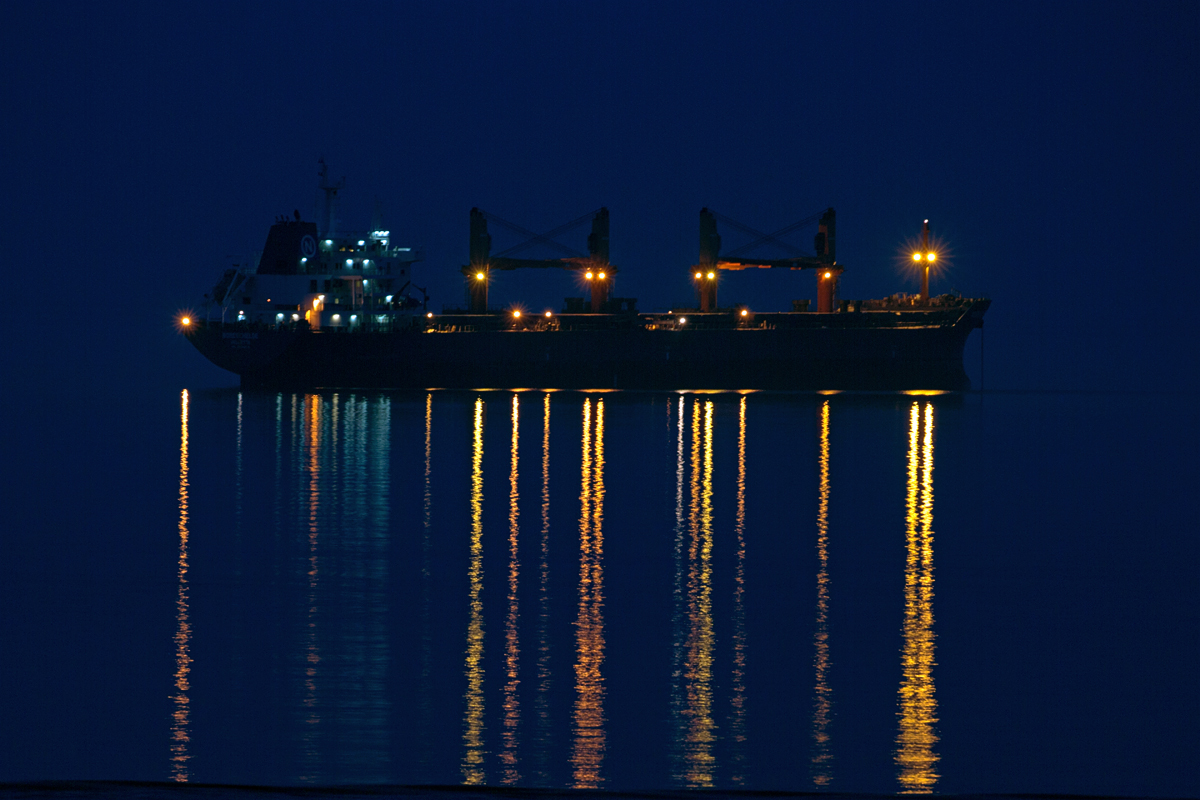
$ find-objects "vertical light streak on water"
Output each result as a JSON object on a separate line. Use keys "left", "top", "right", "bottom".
{"left": 895, "top": 402, "right": 939, "bottom": 793}
{"left": 169, "top": 389, "right": 192, "bottom": 782}
{"left": 670, "top": 396, "right": 687, "bottom": 781}
{"left": 300, "top": 395, "right": 323, "bottom": 783}
{"left": 273, "top": 394, "right": 284, "bottom": 572}
{"left": 811, "top": 400, "right": 834, "bottom": 786}
{"left": 371, "top": 397, "right": 394, "bottom": 777}
{"left": 347, "top": 395, "right": 392, "bottom": 780}
{"left": 461, "top": 397, "right": 487, "bottom": 785}
{"left": 728, "top": 394, "right": 748, "bottom": 785}
{"left": 531, "top": 392, "right": 553, "bottom": 786}
{"left": 229, "top": 392, "right": 246, "bottom": 746}
{"left": 418, "top": 393, "right": 434, "bottom": 771}
{"left": 235, "top": 392, "right": 244, "bottom": 558}
{"left": 500, "top": 395, "right": 522, "bottom": 784}
{"left": 682, "top": 399, "right": 716, "bottom": 788}
{"left": 571, "top": 397, "right": 607, "bottom": 787}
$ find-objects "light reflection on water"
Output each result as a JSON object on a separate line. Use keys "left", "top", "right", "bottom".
{"left": 572, "top": 397, "right": 607, "bottom": 788}
{"left": 896, "top": 401, "right": 939, "bottom": 792}
{"left": 811, "top": 400, "right": 833, "bottom": 787}
{"left": 169, "top": 389, "right": 949, "bottom": 791}
{"left": 461, "top": 397, "right": 486, "bottom": 784}
{"left": 169, "top": 389, "right": 191, "bottom": 782}
{"left": 500, "top": 396, "right": 522, "bottom": 784}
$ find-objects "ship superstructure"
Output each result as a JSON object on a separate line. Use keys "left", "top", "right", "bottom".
{"left": 202, "top": 158, "right": 427, "bottom": 333}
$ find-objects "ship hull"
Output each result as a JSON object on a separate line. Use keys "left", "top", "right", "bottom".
{"left": 189, "top": 303, "right": 987, "bottom": 391}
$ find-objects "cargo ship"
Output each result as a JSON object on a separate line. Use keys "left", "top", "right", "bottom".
{"left": 181, "top": 162, "right": 988, "bottom": 390}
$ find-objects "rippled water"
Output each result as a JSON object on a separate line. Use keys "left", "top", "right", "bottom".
{"left": 1, "top": 389, "right": 1196, "bottom": 796}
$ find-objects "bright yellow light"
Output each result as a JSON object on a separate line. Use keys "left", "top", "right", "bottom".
{"left": 545, "top": 311, "right": 552, "bottom": 317}
{"left": 427, "top": 312, "right": 434, "bottom": 318}
{"left": 824, "top": 271, "right": 831, "bottom": 279}
{"left": 513, "top": 310, "right": 521, "bottom": 318}
{"left": 707, "top": 271, "right": 715, "bottom": 280}
{"left": 740, "top": 309, "right": 748, "bottom": 317}
{"left": 927, "top": 252, "right": 936, "bottom": 262}
{"left": 180, "top": 317, "right": 191, "bottom": 326}
{"left": 694, "top": 272, "right": 702, "bottom": 280}
{"left": 598, "top": 271, "right": 606, "bottom": 280}
{"left": 679, "top": 317, "right": 687, "bottom": 324}
{"left": 313, "top": 298, "right": 320, "bottom": 309}
{"left": 912, "top": 253, "right": 922, "bottom": 262}
{"left": 476, "top": 272, "right": 485, "bottom": 281}
{"left": 585, "top": 271, "right": 594, "bottom": 280}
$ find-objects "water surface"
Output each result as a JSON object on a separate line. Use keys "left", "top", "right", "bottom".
{"left": 0, "top": 389, "right": 1196, "bottom": 796}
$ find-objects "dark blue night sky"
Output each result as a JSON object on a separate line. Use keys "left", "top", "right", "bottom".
{"left": 2, "top": 5, "right": 1199, "bottom": 795}
{"left": 2, "top": 0, "right": 1196, "bottom": 394}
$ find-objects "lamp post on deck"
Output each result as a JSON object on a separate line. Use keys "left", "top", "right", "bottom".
{"left": 913, "top": 220, "right": 936, "bottom": 304}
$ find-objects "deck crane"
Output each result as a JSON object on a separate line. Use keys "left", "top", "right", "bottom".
{"left": 464, "top": 207, "right": 614, "bottom": 313}
{"left": 693, "top": 207, "right": 840, "bottom": 312}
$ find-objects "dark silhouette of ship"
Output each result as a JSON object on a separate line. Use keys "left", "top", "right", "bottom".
{"left": 181, "top": 162, "right": 988, "bottom": 390}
